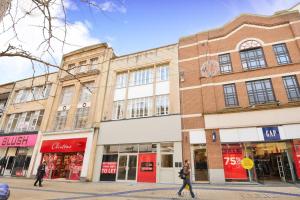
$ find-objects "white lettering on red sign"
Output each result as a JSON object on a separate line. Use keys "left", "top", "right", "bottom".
{"left": 51, "top": 142, "right": 72, "bottom": 151}
{"left": 101, "top": 162, "right": 117, "bottom": 174}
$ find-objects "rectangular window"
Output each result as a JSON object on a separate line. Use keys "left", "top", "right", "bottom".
{"left": 219, "top": 53, "right": 232, "bottom": 73}
{"left": 34, "top": 110, "right": 44, "bottom": 131}
{"left": 5, "top": 114, "right": 15, "bottom": 132}
{"left": 14, "top": 90, "right": 23, "bottom": 104}
{"left": 60, "top": 86, "right": 74, "bottom": 106}
{"left": 15, "top": 112, "right": 27, "bottom": 132}
{"left": 160, "top": 143, "right": 174, "bottom": 168}
{"left": 282, "top": 75, "right": 300, "bottom": 101}
{"left": 53, "top": 110, "right": 68, "bottom": 130}
{"left": 156, "top": 64, "right": 169, "bottom": 81}
{"left": 129, "top": 68, "right": 153, "bottom": 86}
{"left": 156, "top": 95, "right": 169, "bottom": 115}
{"left": 74, "top": 107, "right": 89, "bottom": 128}
{"left": 78, "top": 60, "right": 87, "bottom": 73}
{"left": 223, "top": 84, "right": 239, "bottom": 107}
{"left": 127, "top": 97, "right": 153, "bottom": 118}
{"left": 116, "top": 73, "right": 128, "bottom": 89}
{"left": 246, "top": 79, "right": 275, "bottom": 105}
{"left": 90, "top": 57, "right": 98, "bottom": 70}
{"left": 112, "top": 101, "right": 124, "bottom": 120}
{"left": 240, "top": 48, "right": 266, "bottom": 70}
{"left": 68, "top": 64, "right": 76, "bottom": 75}
{"left": 273, "top": 43, "right": 291, "bottom": 65}
{"left": 79, "top": 82, "right": 94, "bottom": 104}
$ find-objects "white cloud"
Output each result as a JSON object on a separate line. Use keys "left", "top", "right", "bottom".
{"left": 0, "top": 0, "right": 100, "bottom": 84}
{"left": 97, "top": 1, "right": 127, "bottom": 13}
{"left": 248, "top": 0, "right": 299, "bottom": 15}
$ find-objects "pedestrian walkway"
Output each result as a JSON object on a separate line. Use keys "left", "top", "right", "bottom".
{"left": 1, "top": 177, "right": 300, "bottom": 200}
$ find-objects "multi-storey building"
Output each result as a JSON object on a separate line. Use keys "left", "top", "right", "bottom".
{"left": 31, "top": 43, "right": 114, "bottom": 181}
{"left": 0, "top": 73, "right": 57, "bottom": 177}
{"left": 178, "top": 10, "right": 300, "bottom": 183}
{"left": 0, "top": 82, "right": 14, "bottom": 120}
{"left": 92, "top": 44, "right": 182, "bottom": 183}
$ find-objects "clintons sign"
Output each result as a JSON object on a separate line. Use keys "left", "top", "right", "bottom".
{"left": 0, "top": 134, "right": 37, "bottom": 147}
{"left": 40, "top": 138, "right": 87, "bottom": 153}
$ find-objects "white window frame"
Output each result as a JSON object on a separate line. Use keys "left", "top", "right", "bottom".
{"left": 112, "top": 101, "right": 124, "bottom": 120}
{"left": 156, "top": 65, "right": 169, "bottom": 82}
{"left": 156, "top": 95, "right": 169, "bottom": 116}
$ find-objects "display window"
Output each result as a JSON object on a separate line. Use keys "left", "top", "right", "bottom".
{"left": 42, "top": 152, "right": 84, "bottom": 180}
{"left": 292, "top": 140, "right": 300, "bottom": 180}
{"left": 222, "top": 144, "right": 248, "bottom": 180}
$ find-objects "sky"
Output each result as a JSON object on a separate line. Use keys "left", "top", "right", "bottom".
{"left": 0, "top": 0, "right": 299, "bottom": 84}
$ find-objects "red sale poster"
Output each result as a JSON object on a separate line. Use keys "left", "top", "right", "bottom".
{"left": 222, "top": 145, "right": 248, "bottom": 180}
{"left": 292, "top": 140, "right": 300, "bottom": 179}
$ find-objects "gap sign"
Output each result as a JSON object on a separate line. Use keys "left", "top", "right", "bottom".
{"left": 262, "top": 127, "right": 281, "bottom": 141}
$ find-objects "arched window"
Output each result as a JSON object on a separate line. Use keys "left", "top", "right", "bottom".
{"left": 239, "top": 40, "right": 266, "bottom": 70}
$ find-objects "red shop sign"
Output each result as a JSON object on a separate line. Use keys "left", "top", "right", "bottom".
{"left": 222, "top": 146, "right": 248, "bottom": 180}
{"left": 101, "top": 162, "right": 117, "bottom": 174}
{"left": 293, "top": 140, "right": 300, "bottom": 179}
{"left": 0, "top": 134, "right": 37, "bottom": 147}
{"left": 40, "top": 138, "right": 87, "bottom": 153}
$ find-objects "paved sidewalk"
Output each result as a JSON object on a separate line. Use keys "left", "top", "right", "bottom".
{"left": 1, "top": 177, "right": 300, "bottom": 200}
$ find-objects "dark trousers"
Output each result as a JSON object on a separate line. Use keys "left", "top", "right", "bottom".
{"left": 34, "top": 177, "right": 43, "bottom": 186}
{"left": 178, "top": 178, "right": 195, "bottom": 197}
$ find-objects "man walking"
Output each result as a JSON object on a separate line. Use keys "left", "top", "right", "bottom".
{"left": 34, "top": 161, "right": 46, "bottom": 187}
{"left": 178, "top": 160, "right": 195, "bottom": 198}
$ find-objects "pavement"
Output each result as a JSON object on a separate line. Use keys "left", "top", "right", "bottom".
{"left": 1, "top": 177, "right": 300, "bottom": 200}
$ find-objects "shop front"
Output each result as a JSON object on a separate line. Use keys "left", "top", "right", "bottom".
{"left": 220, "top": 126, "right": 299, "bottom": 183}
{"left": 39, "top": 138, "right": 87, "bottom": 180}
{"left": 0, "top": 133, "right": 37, "bottom": 177}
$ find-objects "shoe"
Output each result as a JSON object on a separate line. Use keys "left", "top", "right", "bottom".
{"left": 191, "top": 194, "right": 195, "bottom": 198}
{"left": 34, "top": 184, "right": 37, "bottom": 187}
{"left": 177, "top": 192, "right": 182, "bottom": 196}
{"left": 39, "top": 185, "right": 43, "bottom": 187}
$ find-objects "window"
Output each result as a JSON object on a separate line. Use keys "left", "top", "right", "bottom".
{"left": 60, "top": 86, "right": 74, "bottom": 106}
{"left": 218, "top": 54, "right": 232, "bottom": 73}
{"left": 34, "top": 110, "right": 44, "bottom": 131}
{"left": 223, "top": 84, "right": 239, "bottom": 107}
{"left": 156, "top": 95, "right": 169, "bottom": 115}
{"left": 74, "top": 107, "right": 89, "bottom": 128}
{"left": 53, "top": 110, "right": 68, "bottom": 130}
{"left": 5, "top": 114, "right": 16, "bottom": 132}
{"left": 116, "top": 73, "right": 128, "bottom": 89}
{"left": 0, "top": 100, "right": 6, "bottom": 112}
{"left": 282, "top": 75, "right": 300, "bottom": 101}
{"left": 160, "top": 143, "right": 174, "bottom": 168}
{"left": 112, "top": 101, "right": 124, "bottom": 120}
{"left": 90, "top": 58, "right": 98, "bottom": 70}
{"left": 68, "top": 64, "right": 76, "bottom": 75}
{"left": 78, "top": 60, "right": 87, "bottom": 73}
{"left": 127, "top": 97, "right": 153, "bottom": 118}
{"left": 156, "top": 65, "right": 169, "bottom": 81}
{"left": 129, "top": 68, "right": 153, "bottom": 86}
{"left": 14, "top": 90, "right": 23, "bottom": 103}
{"left": 273, "top": 43, "right": 291, "bottom": 65}
{"left": 240, "top": 48, "right": 266, "bottom": 70}
{"left": 246, "top": 79, "right": 275, "bottom": 105}
{"left": 79, "top": 82, "right": 94, "bottom": 104}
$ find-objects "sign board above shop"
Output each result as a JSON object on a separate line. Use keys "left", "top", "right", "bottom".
{"left": 40, "top": 138, "right": 87, "bottom": 153}
{"left": 0, "top": 134, "right": 37, "bottom": 147}
{"left": 262, "top": 126, "right": 281, "bottom": 141}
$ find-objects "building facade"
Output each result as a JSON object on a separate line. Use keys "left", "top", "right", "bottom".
{"left": 0, "top": 73, "right": 57, "bottom": 177}
{"left": 179, "top": 10, "right": 300, "bottom": 183}
{"left": 31, "top": 43, "right": 114, "bottom": 181}
{"left": 92, "top": 44, "right": 182, "bottom": 183}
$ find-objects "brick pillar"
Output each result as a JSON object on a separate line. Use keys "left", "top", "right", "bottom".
{"left": 206, "top": 129, "right": 225, "bottom": 183}
{"left": 182, "top": 131, "right": 191, "bottom": 163}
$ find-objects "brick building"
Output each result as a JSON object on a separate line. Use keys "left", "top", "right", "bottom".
{"left": 179, "top": 10, "right": 300, "bottom": 183}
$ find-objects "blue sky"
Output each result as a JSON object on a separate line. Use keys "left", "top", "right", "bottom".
{"left": 0, "top": 0, "right": 299, "bottom": 84}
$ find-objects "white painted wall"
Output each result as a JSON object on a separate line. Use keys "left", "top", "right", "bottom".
{"left": 114, "top": 88, "right": 126, "bottom": 101}
{"left": 155, "top": 81, "right": 169, "bottom": 95}
{"left": 205, "top": 107, "right": 300, "bottom": 129}
{"left": 98, "top": 115, "right": 181, "bottom": 145}
{"left": 189, "top": 129, "right": 206, "bottom": 144}
{"left": 127, "top": 84, "right": 153, "bottom": 99}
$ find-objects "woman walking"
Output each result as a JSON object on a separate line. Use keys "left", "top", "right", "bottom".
{"left": 178, "top": 160, "right": 195, "bottom": 198}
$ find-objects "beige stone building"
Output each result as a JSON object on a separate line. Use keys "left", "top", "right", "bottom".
{"left": 0, "top": 73, "right": 57, "bottom": 177}
{"left": 31, "top": 43, "right": 114, "bottom": 181}
{"left": 93, "top": 44, "right": 182, "bottom": 183}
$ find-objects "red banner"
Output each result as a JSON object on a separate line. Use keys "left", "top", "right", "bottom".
{"left": 101, "top": 162, "right": 117, "bottom": 174}
{"left": 222, "top": 145, "right": 248, "bottom": 180}
{"left": 40, "top": 138, "right": 87, "bottom": 153}
{"left": 293, "top": 140, "right": 300, "bottom": 179}
{"left": 137, "top": 153, "right": 156, "bottom": 183}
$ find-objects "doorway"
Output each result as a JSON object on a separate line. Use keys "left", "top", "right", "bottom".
{"left": 191, "top": 144, "right": 208, "bottom": 182}
{"left": 117, "top": 154, "right": 138, "bottom": 181}
{"left": 250, "top": 142, "right": 295, "bottom": 183}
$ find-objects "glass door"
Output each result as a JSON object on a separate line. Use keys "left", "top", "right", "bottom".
{"left": 193, "top": 149, "right": 208, "bottom": 181}
{"left": 117, "top": 154, "right": 137, "bottom": 181}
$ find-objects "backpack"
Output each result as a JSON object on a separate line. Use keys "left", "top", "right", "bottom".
{"left": 178, "top": 168, "right": 186, "bottom": 179}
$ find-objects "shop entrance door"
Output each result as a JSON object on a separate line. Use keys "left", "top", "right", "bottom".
{"left": 117, "top": 154, "right": 137, "bottom": 181}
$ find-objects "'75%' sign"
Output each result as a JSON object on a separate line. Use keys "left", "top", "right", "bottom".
{"left": 262, "top": 127, "right": 281, "bottom": 141}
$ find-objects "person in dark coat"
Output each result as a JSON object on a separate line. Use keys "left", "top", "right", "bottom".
{"left": 178, "top": 160, "right": 195, "bottom": 198}
{"left": 34, "top": 161, "right": 46, "bottom": 187}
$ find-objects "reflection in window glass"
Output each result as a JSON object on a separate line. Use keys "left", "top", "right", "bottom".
{"left": 161, "top": 154, "right": 173, "bottom": 168}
